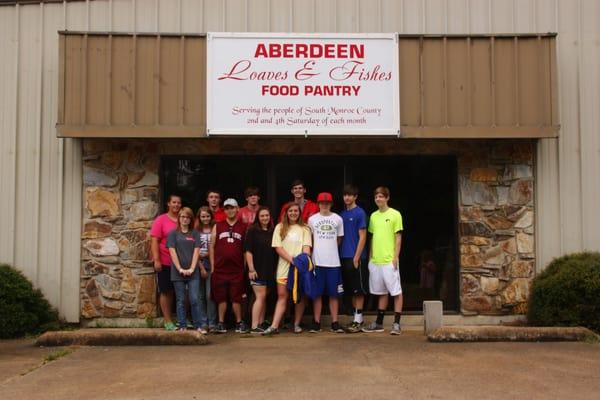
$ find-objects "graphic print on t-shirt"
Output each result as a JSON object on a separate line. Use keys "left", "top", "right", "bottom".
{"left": 214, "top": 220, "right": 246, "bottom": 273}
{"left": 308, "top": 213, "right": 344, "bottom": 267}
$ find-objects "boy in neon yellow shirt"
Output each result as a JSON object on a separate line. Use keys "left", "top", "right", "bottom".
{"left": 362, "top": 186, "right": 404, "bottom": 335}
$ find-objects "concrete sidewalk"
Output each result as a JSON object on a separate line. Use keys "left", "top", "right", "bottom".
{"left": 0, "top": 340, "right": 60, "bottom": 385}
{"left": 1, "top": 332, "right": 599, "bottom": 399}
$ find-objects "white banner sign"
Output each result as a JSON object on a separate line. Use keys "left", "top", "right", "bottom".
{"left": 207, "top": 33, "right": 399, "bottom": 136}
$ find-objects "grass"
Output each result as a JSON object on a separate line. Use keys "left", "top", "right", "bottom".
{"left": 145, "top": 316, "right": 156, "bottom": 328}
{"left": 89, "top": 318, "right": 160, "bottom": 328}
{"left": 19, "top": 348, "right": 75, "bottom": 377}
{"left": 43, "top": 349, "right": 72, "bottom": 364}
{"left": 583, "top": 333, "right": 600, "bottom": 344}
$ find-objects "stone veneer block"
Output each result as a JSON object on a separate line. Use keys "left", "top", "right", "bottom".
{"left": 423, "top": 301, "right": 443, "bottom": 334}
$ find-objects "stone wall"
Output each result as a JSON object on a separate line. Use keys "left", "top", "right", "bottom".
{"left": 458, "top": 143, "right": 535, "bottom": 315}
{"left": 80, "top": 138, "right": 535, "bottom": 319}
{"left": 81, "top": 142, "right": 160, "bottom": 319}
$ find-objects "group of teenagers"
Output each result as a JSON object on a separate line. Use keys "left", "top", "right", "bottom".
{"left": 150, "top": 180, "right": 404, "bottom": 336}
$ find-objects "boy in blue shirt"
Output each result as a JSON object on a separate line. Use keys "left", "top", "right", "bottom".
{"left": 339, "top": 184, "right": 368, "bottom": 333}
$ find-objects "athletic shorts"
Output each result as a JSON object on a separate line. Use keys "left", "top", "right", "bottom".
{"left": 156, "top": 266, "right": 174, "bottom": 293}
{"left": 211, "top": 273, "right": 245, "bottom": 304}
{"left": 315, "top": 266, "right": 344, "bottom": 298}
{"left": 368, "top": 262, "right": 402, "bottom": 296}
{"left": 341, "top": 258, "right": 369, "bottom": 295}
{"left": 250, "top": 279, "right": 274, "bottom": 287}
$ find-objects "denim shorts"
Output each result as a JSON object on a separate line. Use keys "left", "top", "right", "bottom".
{"left": 250, "top": 279, "right": 274, "bottom": 287}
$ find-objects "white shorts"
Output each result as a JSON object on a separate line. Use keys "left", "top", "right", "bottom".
{"left": 368, "top": 262, "right": 402, "bottom": 296}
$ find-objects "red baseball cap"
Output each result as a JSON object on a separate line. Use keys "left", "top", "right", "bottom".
{"left": 317, "top": 192, "right": 333, "bottom": 203}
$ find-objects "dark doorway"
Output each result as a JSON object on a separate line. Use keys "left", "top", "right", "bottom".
{"left": 161, "top": 155, "right": 459, "bottom": 312}
{"left": 272, "top": 157, "right": 345, "bottom": 213}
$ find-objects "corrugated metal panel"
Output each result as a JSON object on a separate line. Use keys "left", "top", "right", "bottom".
{"left": 0, "top": 5, "right": 18, "bottom": 266}
{"left": 58, "top": 33, "right": 207, "bottom": 137}
{"left": 61, "top": 0, "right": 84, "bottom": 323}
{"left": 38, "top": 4, "right": 64, "bottom": 310}
{"left": 578, "top": 0, "right": 600, "bottom": 252}
{"left": 534, "top": 0, "right": 562, "bottom": 273}
{"left": 15, "top": 4, "right": 43, "bottom": 293}
{"left": 0, "top": 2, "right": 82, "bottom": 322}
{"left": 555, "top": 0, "right": 582, "bottom": 255}
{"left": 1, "top": 0, "right": 598, "bottom": 320}
{"left": 57, "top": 33, "right": 558, "bottom": 139}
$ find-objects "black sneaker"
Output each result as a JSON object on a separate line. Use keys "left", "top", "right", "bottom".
{"left": 330, "top": 322, "right": 345, "bottom": 333}
{"left": 259, "top": 321, "right": 271, "bottom": 330}
{"left": 214, "top": 322, "right": 227, "bottom": 334}
{"left": 235, "top": 321, "right": 249, "bottom": 333}
{"left": 309, "top": 321, "right": 321, "bottom": 333}
{"left": 250, "top": 327, "right": 264, "bottom": 334}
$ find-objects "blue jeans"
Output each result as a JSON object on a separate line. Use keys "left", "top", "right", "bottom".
{"left": 173, "top": 278, "right": 201, "bottom": 329}
{"left": 199, "top": 268, "right": 217, "bottom": 328}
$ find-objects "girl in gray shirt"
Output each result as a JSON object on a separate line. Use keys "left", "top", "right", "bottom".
{"left": 167, "top": 207, "right": 202, "bottom": 331}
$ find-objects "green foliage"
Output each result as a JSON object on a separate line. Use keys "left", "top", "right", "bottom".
{"left": 145, "top": 315, "right": 155, "bottom": 328}
{"left": 44, "top": 349, "right": 72, "bottom": 363}
{"left": 0, "top": 264, "right": 60, "bottom": 338}
{"left": 528, "top": 252, "right": 600, "bottom": 332}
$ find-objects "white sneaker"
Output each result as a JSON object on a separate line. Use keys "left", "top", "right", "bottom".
{"left": 390, "top": 322, "right": 401, "bottom": 335}
{"left": 261, "top": 326, "right": 279, "bottom": 336}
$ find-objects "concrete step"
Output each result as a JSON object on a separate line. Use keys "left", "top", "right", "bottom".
{"left": 427, "top": 326, "right": 598, "bottom": 342}
{"left": 36, "top": 328, "right": 208, "bottom": 347}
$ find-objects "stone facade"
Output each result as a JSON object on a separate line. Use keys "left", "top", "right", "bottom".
{"left": 80, "top": 138, "right": 535, "bottom": 319}
{"left": 458, "top": 142, "right": 535, "bottom": 315}
{"left": 81, "top": 141, "right": 160, "bottom": 319}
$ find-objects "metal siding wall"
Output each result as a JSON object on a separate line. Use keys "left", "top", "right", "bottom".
{"left": 556, "top": 1, "right": 583, "bottom": 255}
{"left": 535, "top": 0, "right": 562, "bottom": 271}
{"left": 579, "top": 0, "right": 600, "bottom": 251}
{"left": 135, "top": 0, "right": 157, "bottom": 32}
{"left": 38, "top": 5, "right": 65, "bottom": 309}
{"left": 62, "top": 2, "right": 84, "bottom": 323}
{"left": 0, "top": 2, "right": 82, "bottom": 322}
{"left": 14, "top": 5, "right": 42, "bottom": 282}
{"left": 292, "top": 0, "right": 314, "bottom": 32}
{"left": 0, "top": 5, "right": 18, "bottom": 266}
{"left": 1, "top": 0, "right": 597, "bottom": 321}
{"left": 181, "top": 0, "right": 203, "bottom": 32}
{"left": 446, "top": 0, "right": 467, "bottom": 33}
{"left": 225, "top": 0, "right": 246, "bottom": 31}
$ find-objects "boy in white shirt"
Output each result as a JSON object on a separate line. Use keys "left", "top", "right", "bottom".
{"left": 308, "top": 192, "right": 345, "bottom": 333}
